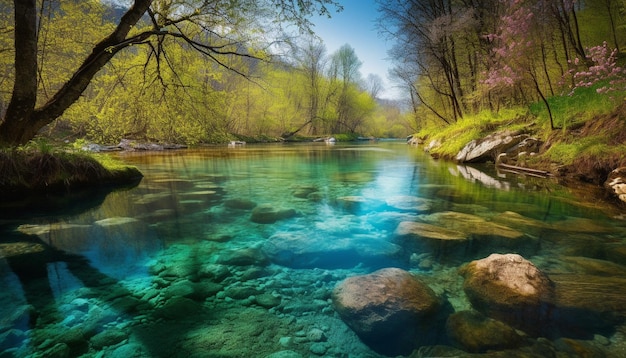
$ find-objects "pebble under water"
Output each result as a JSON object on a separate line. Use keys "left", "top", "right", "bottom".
{"left": 1, "top": 141, "right": 626, "bottom": 357}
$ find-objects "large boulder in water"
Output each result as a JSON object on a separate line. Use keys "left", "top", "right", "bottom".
{"left": 460, "top": 253, "right": 554, "bottom": 336}
{"left": 332, "top": 268, "right": 441, "bottom": 355}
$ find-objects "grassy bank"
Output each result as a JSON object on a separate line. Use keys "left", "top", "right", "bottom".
{"left": 416, "top": 87, "right": 626, "bottom": 185}
{"left": 0, "top": 140, "right": 142, "bottom": 199}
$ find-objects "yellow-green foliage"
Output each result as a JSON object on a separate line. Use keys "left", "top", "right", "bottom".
{"left": 418, "top": 107, "right": 529, "bottom": 158}
{"left": 531, "top": 83, "right": 625, "bottom": 132}
{"left": 0, "top": 145, "right": 140, "bottom": 197}
{"left": 545, "top": 135, "right": 625, "bottom": 166}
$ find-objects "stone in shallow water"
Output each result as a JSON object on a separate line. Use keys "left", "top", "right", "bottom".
{"left": 606, "top": 243, "right": 626, "bottom": 265}
{"left": 385, "top": 195, "right": 433, "bottom": 212}
{"left": 224, "top": 198, "right": 257, "bottom": 210}
{"left": 198, "top": 263, "right": 231, "bottom": 282}
{"left": 265, "top": 351, "right": 303, "bottom": 358}
{"left": 420, "top": 211, "right": 524, "bottom": 239}
{"left": 156, "top": 297, "right": 204, "bottom": 320}
{"left": 491, "top": 211, "right": 550, "bottom": 231}
{"left": 262, "top": 232, "right": 403, "bottom": 269}
{"left": 90, "top": 328, "right": 127, "bottom": 350}
{"left": 549, "top": 216, "right": 616, "bottom": 234}
{"left": 395, "top": 221, "right": 467, "bottom": 241}
{"left": 216, "top": 246, "right": 269, "bottom": 266}
{"left": 0, "top": 329, "right": 27, "bottom": 352}
{"left": 460, "top": 253, "right": 554, "bottom": 336}
{"left": 250, "top": 204, "right": 297, "bottom": 224}
{"left": 163, "top": 279, "right": 196, "bottom": 300}
{"left": 550, "top": 273, "right": 626, "bottom": 335}
{"left": 94, "top": 216, "right": 140, "bottom": 227}
{"left": 557, "top": 256, "right": 626, "bottom": 276}
{"left": 446, "top": 310, "right": 524, "bottom": 353}
{"left": 109, "top": 343, "right": 149, "bottom": 357}
{"left": 393, "top": 221, "right": 468, "bottom": 261}
{"left": 554, "top": 337, "right": 607, "bottom": 357}
{"left": 290, "top": 185, "right": 319, "bottom": 199}
{"left": 255, "top": 293, "right": 281, "bottom": 309}
{"left": 332, "top": 267, "right": 441, "bottom": 356}
{"left": 333, "top": 196, "right": 379, "bottom": 213}
{"left": 225, "top": 286, "right": 261, "bottom": 300}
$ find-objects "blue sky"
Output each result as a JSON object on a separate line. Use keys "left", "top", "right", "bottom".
{"left": 310, "top": 0, "right": 399, "bottom": 99}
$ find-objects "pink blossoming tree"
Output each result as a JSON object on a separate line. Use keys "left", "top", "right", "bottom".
{"left": 564, "top": 41, "right": 626, "bottom": 96}
{"left": 482, "top": 0, "right": 556, "bottom": 129}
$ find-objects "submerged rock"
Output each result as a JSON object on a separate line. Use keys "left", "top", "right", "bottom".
{"left": 393, "top": 221, "right": 468, "bottom": 261}
{"left": 460, "top": 253, "right": 554, "bottom": 336}
{"left": 550, "top": 273, "right": 626, "bottom": 335}
{"left": 395, "top": 221, "right": 467, "bottom": 241}
{"left": 250, "top": 204, "right": 297, "bottom": 224}
{"left": 216, "top": 246, "right": 269, "bottom": 266}
{"left": 290, "top": 184, "right": 319, "bottom": 199}
{"left": 155, "top": 296, "right": 204, "bottom": 320}
{"left": 394, "top": 212, "right": 529, "bottom": 261}
{"left": 446, "top": 310, "right": 524, "bottom": 353}
{"left": 420, "top": 211, "right": 524, "bottom": 239}
{"left": 262, "top": 232, "right": 403, "bottom": 269}
{"left": 332, "top": 267, "right": 441, "bottom": 356}
{"left": 265, "top": 350, "right": 303, "bottom": 358}
{"left": 333, "top": 196, "right": 372, "bottom": 213}
{"left": 224, "top": 198, "right": 257, "bottom": 210}
{"left": 385, "top": 195, "right": 433, "bottom": 212}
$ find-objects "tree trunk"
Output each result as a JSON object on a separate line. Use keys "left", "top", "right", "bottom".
{"left": 0, "top": 0, "right": 153, "bottom": 146}
{"left": 1, "top": 0, "right": 38, "bottom": 145}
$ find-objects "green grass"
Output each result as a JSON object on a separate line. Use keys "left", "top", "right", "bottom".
{"left": 530, "top": 81, "right": 626, "bottom": 132}
{"left": 417, "top": 107, "right": 529, "bottom": 159}
{"left": 0, "top": 142, "right": 142, "bottom": 198}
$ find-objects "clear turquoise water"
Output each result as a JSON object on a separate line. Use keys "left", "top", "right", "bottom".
{"left": 1, "top": 141, "right": 625, "bottom": 357}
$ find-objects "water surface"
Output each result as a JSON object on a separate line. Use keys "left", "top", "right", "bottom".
{"left": 1, "top": 141, "right": 625, "bottom": 357}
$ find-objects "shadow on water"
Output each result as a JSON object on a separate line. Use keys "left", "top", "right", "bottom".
{"left": 0, "top": 180, "right": 227, "bottom": 357}
{"left": 0, "top": 179, "right": 141, "bottom": 222}
{"left": 0, "top": 227, "right": 236, "bottom": 357}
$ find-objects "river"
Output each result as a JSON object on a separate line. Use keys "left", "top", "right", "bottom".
{"left": 1, "top": 141, "right": 625, "bottom": 357}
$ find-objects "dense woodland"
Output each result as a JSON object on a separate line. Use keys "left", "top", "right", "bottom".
{"left": 379, "top": 0, "right": 626, "bottom": 132}
{"left": 0, "top": 0, "right": 407, "bottom": 145}
{"left": 0, "top": 0, "right": 625, "bottom": 146}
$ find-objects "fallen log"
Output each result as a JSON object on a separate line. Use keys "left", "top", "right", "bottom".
{"left": 497, "top": 163, "right": 552, "bottom": 178}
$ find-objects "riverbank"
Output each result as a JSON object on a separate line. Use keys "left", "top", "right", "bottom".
{"left": 0, "top": 148, "right": 143, "bottom": 201}
{"left": 412, "top": 103, "right": 626, "bottom": 207}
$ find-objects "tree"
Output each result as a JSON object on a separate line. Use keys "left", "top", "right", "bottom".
{"left": 365, "top": 73, "right": 384, "bottom": 99}
{"left": 482, "top": 0, "right": 560, "bottom": 129}
{"left": 564, "top": 41, "right": 626, "bottom": 95}
{"left": 377, "top": 0, "right": 496, "bottom": 124}
{"left": 0, "top": 0, "right": 341, "bottom": 146}
{"left": 328, "top": 44, "right": 364, "bottom": 133}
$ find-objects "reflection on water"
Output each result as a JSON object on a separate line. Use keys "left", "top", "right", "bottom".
{"left": 1, "top": 141, "right": 625, "bottom": 357}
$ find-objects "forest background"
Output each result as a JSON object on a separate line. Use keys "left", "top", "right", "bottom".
{"left": 0, "top": 0, "right": 626, "bottom": 152}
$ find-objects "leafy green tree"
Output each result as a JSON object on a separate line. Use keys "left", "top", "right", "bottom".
{"left": 328, "top": 44, "right": 365, "bottom": 133}
{"left": 0, "top": 0, "right": 341, "bottom": 146}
